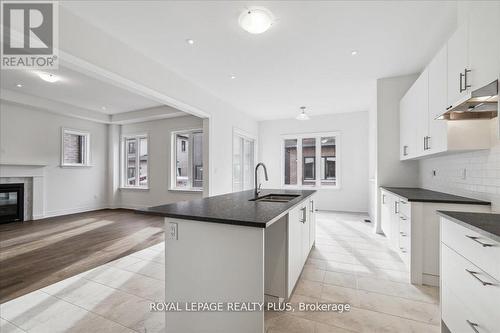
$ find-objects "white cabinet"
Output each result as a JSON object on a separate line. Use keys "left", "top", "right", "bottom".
{"left": 380, "top": 190, "right": 393, "bottom": 237}
{"left": 447, "top": 21, "right": 469, "bottom": 107}
{"left": 287, "top": 198, "right": 313, "bottom": 297}
{"left": 287, "top": 205, "right": 302, "bottom": 295}
{"left": 427, "top": 45, "right": 448, "bottom": 154}
{"left": 414, "top": 69, "right": 430, "bottom": 157}
{"left": 308, "top": 197, "right": 316, "bottom": 250}
{"left": 468, "top": 1, "right": 500, "bottom": 91}
{"left": 441, "top": 217, "right": 500, "bottom": 332}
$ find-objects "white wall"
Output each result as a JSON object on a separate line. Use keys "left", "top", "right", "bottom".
{"left": 372, "top": 74, "right": 420, "bottom": 232}
{"left": 0, "top": 101, "right": 108, "bottom": 217}
{"left": 258, "top": 112, "right": 369, "bottom": 212}
{"left": 119, "top": 116, "right": 204, "bottom": 209}
{"left": 59, "top": 7, "right": 259, "bottom": 197}
{"left": 419, "top": 118, "right": 500, "bottom": 212}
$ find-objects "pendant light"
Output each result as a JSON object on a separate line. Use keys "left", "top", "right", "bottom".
{"left": 296, "top": 106, "right": 310, "bottom": 120}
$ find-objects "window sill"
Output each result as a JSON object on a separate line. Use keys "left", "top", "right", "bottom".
{"left": 169, "top": 188, "right": 203, "bottom": 193}
{"left": 282, "top": 185, "right": 341, "bottom": 190}
{"left": 60, "top": 164, "right": 93, "bottom": 168}
{"left": 120, "top": 187, "right": 150, "bottom": 191}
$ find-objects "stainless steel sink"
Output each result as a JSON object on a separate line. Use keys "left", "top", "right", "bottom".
{"left": 249, "top": 194, "right": 300, "bottom": 203}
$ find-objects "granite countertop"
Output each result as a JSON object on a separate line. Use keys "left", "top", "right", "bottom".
{"left": 437, "top": 211, "right": 500, "bottom": 243}
{"left": 137, "top": 189, "right": 316, "bottom": 228}
{"left": 381, "top": 187, "right": 491, "bottom": 205}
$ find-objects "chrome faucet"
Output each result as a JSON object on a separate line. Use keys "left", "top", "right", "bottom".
{"left": 254, "top": 162, "right": 269, "bottom": 196}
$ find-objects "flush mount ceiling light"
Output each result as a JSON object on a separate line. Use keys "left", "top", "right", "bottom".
{"left": 185, "top": 39, "right": 194, "bottom": 45}
{"left": 351, "top": 50, "right": 358, "bottom": 56}
{"left": 16, "top": 83, "right": 23, "bottom": 88}
{"left": 296, "top": 106, "right": 310, "bottom": 121}
{"left": 239, "top": 7, "right": 274, "bottom": 34}
{"left": 37, "top": 72, "right": 60, "bottom": 83}
{"left": 230, "top": 74, "right": 236, "bottom": 79}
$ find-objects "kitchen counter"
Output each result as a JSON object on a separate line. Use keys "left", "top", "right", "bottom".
{"left": 138, "top": 189, "right": 316, "bottom": 228}
{"left": 381, "top": 187, "right": 490, "bottom": 205}
{"left": 437, "top": 211, "right": 500, "bottom": 243}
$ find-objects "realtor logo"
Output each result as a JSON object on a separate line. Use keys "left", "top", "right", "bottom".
{"left": 1, "top": 1, "right": 58, "bottom": 69}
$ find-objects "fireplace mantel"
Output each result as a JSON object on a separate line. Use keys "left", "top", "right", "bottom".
{"left": 0, "top": 163, "right": 46, "bottom": 220}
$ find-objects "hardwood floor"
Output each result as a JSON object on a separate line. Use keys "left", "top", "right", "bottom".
{"left": 0, "top": 209, "right": 164, "bottom": 303}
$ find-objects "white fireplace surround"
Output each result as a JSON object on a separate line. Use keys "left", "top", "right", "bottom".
{"left": 0, "top": 163, "right": 47, "bottom": 220}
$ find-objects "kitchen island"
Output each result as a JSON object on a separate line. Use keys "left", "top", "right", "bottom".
{"left": 140, "top": 189, "right": 316, "bottom": 333}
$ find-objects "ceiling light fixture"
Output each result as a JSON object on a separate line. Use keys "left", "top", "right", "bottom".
{"left": 296, "top": 106, "right": 310, "bottom": 121}
{"left": 239, "top": 7, "right": 274, "bottom": 34}
{"left": 16, "top": 84, "right": 23, "bottom": 88}
{"left": 101, "top": 106, "right": 107, "bottom": 111}
{"left": 37, "top": 72, "right": 60, "bottom": 83}
{"left": 351, "top": 50, "right": 358, "bottom": 56}
{"left": 230, "top": 75, "right": 236, "bottom": 79}
{"left": 186, "top": 39, "right": 194, "bottom": 45}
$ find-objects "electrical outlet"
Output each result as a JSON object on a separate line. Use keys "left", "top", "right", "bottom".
{"left": 168, "top": 222, "right": 178, "bottom": 240}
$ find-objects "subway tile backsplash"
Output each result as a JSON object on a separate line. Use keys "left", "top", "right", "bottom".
{"left": 419, "top": 119, "right": 500, "bottom": 212}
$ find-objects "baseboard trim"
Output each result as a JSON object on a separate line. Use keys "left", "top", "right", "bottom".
{"left": 42, "top": 205, "right": 110, "bottom": 219}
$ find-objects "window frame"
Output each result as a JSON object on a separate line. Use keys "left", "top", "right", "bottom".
{"left": 170, "top": 128, "right": 204, "bottom": 192}
{"left": 232, "top": 128, "right": 257, "bottom": 192}
{"left": 60, "top": 128, "right": 91, "bottom": 167}
{"left": 120, "top": 133, "right": 149, "bottom": 190}
{"left": 280, "top": 131, "right": 341, "bottom": 189}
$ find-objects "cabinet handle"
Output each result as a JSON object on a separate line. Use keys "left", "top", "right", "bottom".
{"left": 310, "top": 200, "right": 314, "bottom": 213}
{"left": 423, "top": 136, "right": 427, "bottom": 150}
{"left": 460, "top": 72, "right": 465, "bottom": 92}
{"left": 466, "top": 320, "right": 480, "bottom": 333}
{"left": 400, "top": 216, "right": 407, "bottom": 221}
{"left": 465, "top": 269, "right": 493, "bottom": 286}
{"left": 399, "top": 247, "right": 407, "bottom": 253}
{"left": 400, "top": 232, "right": 407, "bottom": 237}
{"left": 464, "top": 68, "right": 471, "bottom": 90}
{"left": 465, "top": 235, "right": 493, "bottom": 247}
{"left": 300, "top": 207, "right": 307, "bottom": 223}
{"left": 403, "top": 145, "right": 408, "bottom": 156}
{"left": 382, "top": 194, "right": 386, "bottom": 204}
{"left": 394, "top": 201, "right": 399, "bottom": 214}
{"left": 426, "top": 136, "right": 431, "bottom": 150}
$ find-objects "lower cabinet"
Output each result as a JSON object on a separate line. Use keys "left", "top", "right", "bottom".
{"left": 441, "top": 217, "right": 500, "bottom": 332}
{"left": 287, "top": 197, "right": 315, "bottom": 297}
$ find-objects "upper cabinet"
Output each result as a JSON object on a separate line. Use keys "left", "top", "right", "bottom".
{"left": 400, "top": 0, "right": 498, "bottom": 161}
{"left": 468, "top": 1, "right": 500, "bottom": 90}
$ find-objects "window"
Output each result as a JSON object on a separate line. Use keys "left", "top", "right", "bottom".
{"left": 122, "top": 135, "right": 148, "bottom": 188}
{"left": 171, "top": 130, "right": 203, "bottom": 191}
{"left": 61, "top": 128, "right": 90, "bottom": 167}
{"left": 282, "top": 133, "right": 339, "bottom": 188}
{"left": 232, "top": 130, "right": 255, "bottom": 192}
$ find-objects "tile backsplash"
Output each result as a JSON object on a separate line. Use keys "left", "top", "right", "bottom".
{"left": 419, "top": 119, "right": 500, "bottom": 212}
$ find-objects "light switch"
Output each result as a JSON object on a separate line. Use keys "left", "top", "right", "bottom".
{"left": 168, "top": 222, "right": 178, "bottom": 240}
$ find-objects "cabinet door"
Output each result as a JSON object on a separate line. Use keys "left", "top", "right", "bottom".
{"left": 390, "top": 199, "right": 400, "bottom": 249}
{"left": 380, "top": 191, "right": 392, "bottom": 238}
{"left": 400, "top": 94, "right": 410, "bottom": 160}
{"left": 414, "top": 69, "right": 429, "bottom": 157}
{"left": 468, "top": 1, "right": 500, "bottom": 90}
{"left": 447, "top": 22, "right": 469, "bottom": 107}
{"left": 427, "top": 45, "right": 448, "bottom": 154}
{"left": 308, "top": 198, "right": 316, "bottom": 250}
{"left": 287, "top": 206, "right": 302, "bottom": 295}
{"left": 300, "top": 205, "right": 310, "bottom": 266}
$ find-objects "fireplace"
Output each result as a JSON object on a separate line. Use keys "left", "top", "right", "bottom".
{"left": 0, "top": 183, "right": 24, "bottom": 223}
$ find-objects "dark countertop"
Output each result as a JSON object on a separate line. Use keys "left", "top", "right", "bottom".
{"left": 137, "top": 189, "right": 316, "bottom": 228}
{"left": 380, "top": 187, "right": 490, "bottom": 205}
{"left": 437, "top": 211, "right": 500, "bottom": 243}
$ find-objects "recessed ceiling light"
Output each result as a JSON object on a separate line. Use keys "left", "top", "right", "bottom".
{"left": 351, "top": 50, "right": 358, "bottom": 56}
{"left": 239, "top": 8, "right": 274, "bottom": 34}
{"left": 16, "top": 84, "right": 23, "bottom": 88}
{"left": 37, "top": 72, "right": 60, "bottom": 83}
{"left": 230, "top": 75, "right": 236, "bottom": 79}
{"left": 186, "top": 39, "right": 194, "bottom": 45}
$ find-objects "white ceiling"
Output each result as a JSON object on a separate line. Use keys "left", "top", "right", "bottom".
{"left": 0, "top": 65, "right": 161, "bottom": 114}
{"left": 62, "top": 1, "right": 457, "bottom": 120}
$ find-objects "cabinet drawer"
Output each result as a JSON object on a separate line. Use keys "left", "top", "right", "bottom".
{"left": 442, "top": 244, "right": 500, "bottom": 331}
{"left": 398, "top": 199, "right": 410, "bottom": 217}
{"left": 399, "top": 215, "right": 410, "bottom": 235}
{"left": 441, "top": 217, "right": 500, "bottom": 280}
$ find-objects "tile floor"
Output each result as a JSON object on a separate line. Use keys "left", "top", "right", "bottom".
{"left": 0, "top": 212, "right": 440, "bottom": 333}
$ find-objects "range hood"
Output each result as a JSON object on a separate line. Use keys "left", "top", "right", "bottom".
{"left": 438, "top": 80, "right": 498, "bottom": 120}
